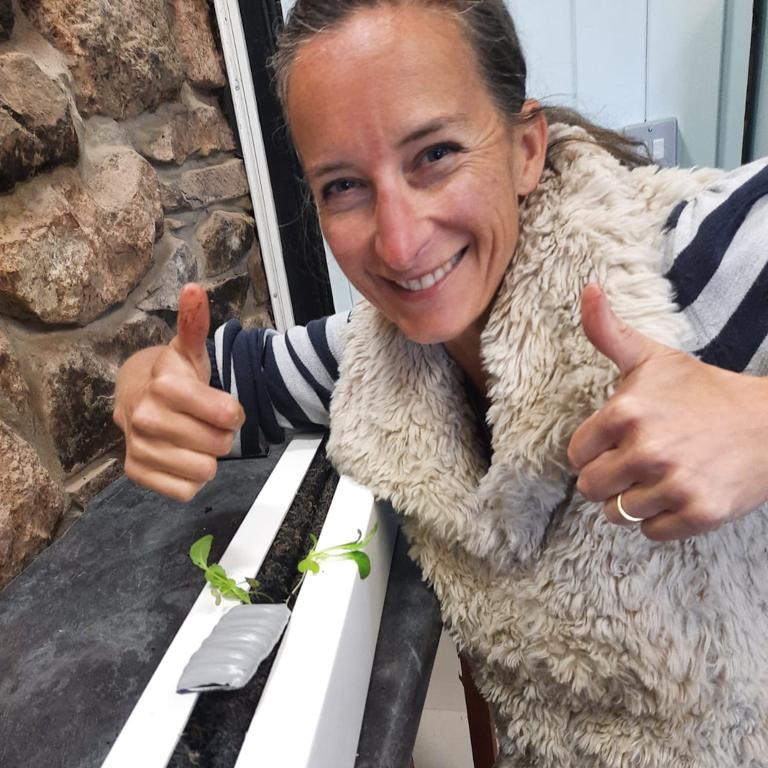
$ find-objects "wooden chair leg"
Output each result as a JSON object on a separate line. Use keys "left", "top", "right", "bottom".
{"left": 459, "top": 653, "right": 498, "bottom": 768}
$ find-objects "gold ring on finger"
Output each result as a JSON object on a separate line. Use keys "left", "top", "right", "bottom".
{"left": 616, "top": 492, "right": 643, "bottom": 524}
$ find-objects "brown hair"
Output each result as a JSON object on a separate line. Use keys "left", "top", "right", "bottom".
{"left": 271, "top": 0, "right": 649, "bottom": 169}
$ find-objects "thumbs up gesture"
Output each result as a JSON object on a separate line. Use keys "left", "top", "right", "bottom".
{"left": 114, "top": 284, "right": 245, "bottom": 501}
{"left": 568, "top": 284, "right": 768, "bottom": 540}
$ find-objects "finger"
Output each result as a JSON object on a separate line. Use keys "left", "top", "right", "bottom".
{"left": 603, "top": 485, "right": 670, "bottom": 527}
{"left": 605, "top": 492, "right": 651, "bottom": 527}
{"left": 171, "top": 283, "right": 211, "bottom": 379}
{"left": 131, "top": 408, "right": 236, "bottom": 457}
{"left": 128, "top": 437, "right": 219, "bottom": 484}
{"left": 639, "top": 510, "right": 700, "bottom": 542}
{"left": 124, "top": 460, "right": 208, "bottom": 503}
{"left": 580, "top": 283, "right": 667, "bottom": 377}
{"left": 640, "top": 498, "right": 726, "bottom": 541}
{"left": 145, "top": 375, "right": 245, "bottom": 431}
{"left": 575, "top": 447, "right": 635, "bottom": 501}
{"left": 568, "top": 408, "right": 618, "bottom": 470}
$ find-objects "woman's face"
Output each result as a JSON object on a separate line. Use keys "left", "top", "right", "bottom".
{"left": 286, "top": 4, "right": 547, "bottom": 348}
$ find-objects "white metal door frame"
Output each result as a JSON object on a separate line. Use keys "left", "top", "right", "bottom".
{"left": 213, "top": 0, "right": 296, "bottom": 330}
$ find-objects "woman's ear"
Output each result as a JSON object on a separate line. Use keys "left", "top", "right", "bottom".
{"left": 512, "top": 100, "right": 548, "bottom": 196}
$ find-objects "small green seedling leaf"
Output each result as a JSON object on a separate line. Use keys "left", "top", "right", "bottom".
{"left": 206, "top": 563, "right": 228, "bottom": 578}
{"left": 204, "top": 564, "right": 230, "bottom": 590}
{"left": 190, "top": 535, "right": 213, "bottom": 570}
{"left": 343, "top": 550, "right": 371, "bottom": 579}
{"left": 327, "top": 524, "right": 379, "bottom": 553}
{"left": 222, "top": 583, "right": 252, "bottom": 604}
{"left": 297, "top": 557, "right": 320, "bottom": 574}
{"left": 296, "top": 524, "right": 378, "bottom": 581}
{"left": 189, "top": 535, "right": 251, "bottom": 605}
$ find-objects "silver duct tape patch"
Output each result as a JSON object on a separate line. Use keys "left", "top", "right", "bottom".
{"left": 177, "top": 603, "right": 291, "bottom": 693}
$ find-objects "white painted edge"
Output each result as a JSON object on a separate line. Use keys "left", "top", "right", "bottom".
{"left": 717, "top": 0, "right": 754, "bottom": 169}
{"left": 323, "top": 234, "right": 363, "bottom": 313}
{"left": 249, "top": 0, "right": 359, "bottom": 316}
{"left": 213, "top": 0, "right": 295, "bottom": 332}
{"left": 754, "top": 5, "right": 768, "bottom": 160}
{"left": 235, "top": 478, "right": 397, "bottom": 768}
{"left": 101, "top": 437, "right": 322, "bottom": 768}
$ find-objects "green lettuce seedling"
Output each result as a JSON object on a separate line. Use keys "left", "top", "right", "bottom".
{"left": 297, "top": 524, "right": 378, "bottom": 579}
{"left": 189, "top": 534, "right": 253, "bottom": 606}
{"left": 190, "top": 524, "right": 379, "bottom": 606}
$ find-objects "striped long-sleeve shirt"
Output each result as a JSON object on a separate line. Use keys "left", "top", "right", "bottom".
{"left": 209, "top": 159, "right": 768, "bottom": 457}
{"left": 661, "top": 159, "right": 768, "bottom": 374}
{"left": 208, "top": 310, "right": 350, "bottom": 456}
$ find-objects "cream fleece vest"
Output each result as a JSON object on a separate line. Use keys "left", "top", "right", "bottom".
{"left": 327, "top": 127, "right": 768, "bottom": 767}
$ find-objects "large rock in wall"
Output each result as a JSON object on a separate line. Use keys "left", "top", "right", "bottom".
{"left": 160, "top": 158, "right": 249, "bottom": 211}
{"left": 207, "top": 273, "right": 251, "bottom": 330}
{"left": 0, "top": 421, "right": 65, "bottom": 589}
{"left": 168, "top": 0, "right": 226, "bottom": 90}
{"left": 0, "top": 149, "right": 163, "bottom": 324}
{"left": 28, "top": 314, "right": 172, "bottom": 478}
{"left": 92, "top": 312, "right": 172, "bottom": 365}
{"left": 136, "top": 233, "right": 199, "bottom": 313}
{"left": 36, "top": 347, "right": 122, "bottom": 473}
{"left": 196, "top": 210, "right": 255, "bottom": 276}
{"left": 136, "top": 212, "right": 262, "bottom": 329}
{"left": 126, "top": 84, "right": 235, "bottom": 166}
{"left": 0, "top": 53, "right": 79, "bottom": 192}
{"left": 19, "top": 0, "right": 184, "bottom": 119}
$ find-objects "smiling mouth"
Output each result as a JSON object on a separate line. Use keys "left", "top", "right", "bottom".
{"left": 393, "top": 247, "right": 467, "bottom": 292}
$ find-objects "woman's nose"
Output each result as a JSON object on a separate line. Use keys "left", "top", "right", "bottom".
{"left": 373, "top": 184, "right": 431, "bottom": 271}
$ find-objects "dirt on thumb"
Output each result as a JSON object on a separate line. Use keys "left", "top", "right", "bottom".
{"left": 174, "top": 283, "right": 211, "bottom": 369}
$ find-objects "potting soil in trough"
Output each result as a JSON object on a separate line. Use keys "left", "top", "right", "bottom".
{"left": 168, "top": 444, "right": 339, "bottom": 768}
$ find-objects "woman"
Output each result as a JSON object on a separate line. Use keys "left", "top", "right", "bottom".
{"left": 115, "top": 1, "right": 768, "bottom": 765}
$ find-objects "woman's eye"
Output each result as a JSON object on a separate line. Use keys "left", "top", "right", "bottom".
{"left": 422, "top": 143, "right": 461, "bottom": 165}
{"left": 425, "top": 145, "right": 451, "bottom": 163}
{"left": 322, "top": 179, "right": 359, "bottom": 200}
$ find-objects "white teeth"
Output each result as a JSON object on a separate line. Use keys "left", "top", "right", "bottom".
{"left": 406, "top": 277, "right": 422, "bottom": 291}
{"left": 395, "top": 249, "right": 465, "bottom": 292}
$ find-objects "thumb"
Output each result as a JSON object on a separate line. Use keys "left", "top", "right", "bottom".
{"left": 171, "top": 283, "right": 211, "bottom": 378}
{"left": 580, "top": 283, "right": 666, "bottom": 377}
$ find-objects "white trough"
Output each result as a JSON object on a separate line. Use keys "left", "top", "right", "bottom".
{"left": 102, "top": 437, "right": 396, "bottom": 768}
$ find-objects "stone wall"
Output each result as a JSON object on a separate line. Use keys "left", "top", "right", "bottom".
{"left": 0, "top": 0, "right": 273, "bottom": 588}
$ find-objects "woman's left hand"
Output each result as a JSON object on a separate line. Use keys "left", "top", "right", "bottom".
{"left": 568, "top": 284, "right": 768, "bottom": 540}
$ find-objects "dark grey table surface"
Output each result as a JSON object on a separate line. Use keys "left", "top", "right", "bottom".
{"left": 0, "top": 448, "right": 442, "bottom": 768}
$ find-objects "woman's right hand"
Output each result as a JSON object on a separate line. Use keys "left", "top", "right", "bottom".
{"left": 113, "top": 283, "right": 245, "bottom": 501}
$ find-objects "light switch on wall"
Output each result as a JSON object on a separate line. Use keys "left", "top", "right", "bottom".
{"left": 623, "top": 118, "right": 678, "bottom": 168}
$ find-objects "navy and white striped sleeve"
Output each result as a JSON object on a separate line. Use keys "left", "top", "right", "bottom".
{"left": 661, "top": 158, "right": 768, "bottom": 374}
{"left": 206, "top": 310, "right": 351, "bottom": 457}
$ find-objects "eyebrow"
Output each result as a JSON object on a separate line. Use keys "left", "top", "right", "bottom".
{"left": 395, "top": 115, "right": 467, "bottom": 149}
{"left": 306, "top": 114, "right": 468, "bottom": 182}
{"left": 307, "top": 160, "right": 355, "bottom": 182}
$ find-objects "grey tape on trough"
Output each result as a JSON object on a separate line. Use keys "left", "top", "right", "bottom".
{"left": 177, "top": 603, "right": 292, "bottom": 693}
